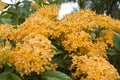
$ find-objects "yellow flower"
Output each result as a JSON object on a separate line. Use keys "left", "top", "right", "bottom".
{"left": 10, "top": 33, "right": 57, "bottom": 75}
{"left": 14, "top": 4, "right": 59, "bottom": 42}
{"left": 103, "top": 30, "right": 114, "bottom": 46}
{"left": 13, "top": 14, "right": 53, "bottom": 41}
{"left": 0, "top": 5, "right": 120, "bottom": 79}
{"left": 35, "top": 4, "right": 59, "bottom": 20}
{"left": 0, "top": 24, "right": 16, "bottom": 40}
{"left": 62, "top": 31, "right": 92, "bottom": 53}
{"left": 88, "top": 41, "right": 107, "bottom": 58}
{"left": 0, "top": 41, "right": 12, "bottom": 68}
{"left": 110, "top": 20, "right": 120, "bottom": 35}
{"left": 70, "top": 55, "right": 119, "bottom": 80}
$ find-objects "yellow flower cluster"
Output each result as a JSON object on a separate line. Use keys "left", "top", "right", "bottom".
{"left": 87, "top": 41, "right": 107, "bottom": 58}
{"left": 10, "top": 33, "right": 57, "bottom": 76}
{"left": 98, "top": 30, "right": 114, "bottom": 46}
{"left": 50, "top": 9, "right": 120, "bottom": 79}
{"left": 70, "top": 55, "right": 119, "bottom": 80}
{"left": 52, "top": 9, "right": 120, "bottom": 53}
{"left": 0, "top": 2, "right": 7, "bottom": 11}
{"left": 110, "top": 19, "right": 120, "bottom": 34}
{"left": 62, "top": 31, "right": 92, "bottom": 53}
{"left": 0, "top": 41, "right": 12, "bottom": 68}
{"left": 0, "top": 5, "right": 59, "bottom": 75}
{"left": 0, "top": 4, "right": 120, "bottom": 79}
{"left": 35, "top": 4, "right": 59, "bottom": 19}
{"left": 12, "top": 5, "right": 59, "bottom": 42}
{"left": 0, "top": 24, "right": 16, "bottom": 40}
{"left": 14, "top": 14, "right": 53, "bottom": 41}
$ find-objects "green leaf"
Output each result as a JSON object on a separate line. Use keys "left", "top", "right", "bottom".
{"left": 54, "top": 48, "right": 63, "bottom": 55}
{"left": 34, "top": 0, "right": 44, "bottom": 6}
{"left": 52, "top": 57, "right": 65, "bottom": 68}
{"left": 41, "top": 71, "right": 72, "bottom": 80}
{"left": 48, "top": 0, "right": 59, "bottom": 4}
{"left": 113, "top": 33, "right": 120, "bottom": 51}
{"left": 0, "top": 72, "right": 22, "bottom": 80}
{"left": 0, "top": 71, "right": 9, "bottom": 80}
{"left": 92, "top": 27, "right": 105, "bottom": 37}
{"left": 107, "top": 49, "right": 118, "bottom": 56}
{"left": 0, "top": 0, "right": 36, "bottom": 25}
{"left": 51, "top": 40, "right": 64, "bottom": 50}
{"left": 0, "top": 38, "right": 6, "bottom": 46}
{"left": 89, "top": 32, "right": 96, "bottom": 40}
{"left": 9, "top": 73, "right": 22, "bottom": 80}
{"left": 0, "top": 18, "right": 12, "bottom": 24}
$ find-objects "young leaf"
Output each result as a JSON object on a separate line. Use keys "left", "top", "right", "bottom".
{"left": 41, "top": 71, "right": 72, "bottom": 80}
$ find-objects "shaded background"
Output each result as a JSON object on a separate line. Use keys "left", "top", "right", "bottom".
{"left": 58, "top": 0, "right": 120, "bottom": 19}
{"left": 0, "top": 0, "right": 120, "bottom": 25}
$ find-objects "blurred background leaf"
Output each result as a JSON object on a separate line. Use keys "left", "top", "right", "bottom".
{"left": 41, "top": 70, "right": 72, "bottom": 80}
{"left": 0, "top": 0, "right": 36, "bottom": 25}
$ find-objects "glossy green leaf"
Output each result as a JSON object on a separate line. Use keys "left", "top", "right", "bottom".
{"left": 41, "top": 71, "right": 72, "bottom": 80}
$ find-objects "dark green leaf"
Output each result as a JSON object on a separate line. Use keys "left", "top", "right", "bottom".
{"left": 9, "top": 73, "right": 22, "bottom": 80}
{"left": 107, "top": 49, "right": 118, "bottom": 56}
{"left": 0, "top": 38, "right": 6, "bottom": 46}
{"left": 0, "top": 71, "right": 10, "bottom": 80}
{"left": 54, "top": 48, "right": 63, "bottom": 55}
{"left": 48, "top": 0, "right": 59, "bottom": 4}
{"left": 52, "top": 58, "right": 65, "bottom": 68}
{"left": 0, "top": 0, "right": 36, "bottom": 25}
{"left": 113, "top": 33, "right": 120, "bottom": 51}
{"left": 41, "top": 71, "right": 72, "bottom": 80}
{"left": 34, "top": 0, "right": 44, "bottom": 6}
{"left": 0, "top": 71, "right": 22, "bottom": 80}
{"left": 92, "top": 27, "right": 105, "bottom": 37}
